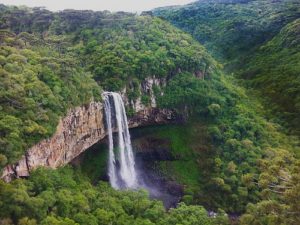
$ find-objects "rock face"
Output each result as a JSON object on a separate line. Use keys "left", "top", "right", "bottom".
{"left": 131, "top": 129, "right": 184, "bottom": 208}
{"left": 122, "top": 76, "right": 167, "bottom": 112}
{"left": 1, "top": 101, "right": 179, "bottom": 182}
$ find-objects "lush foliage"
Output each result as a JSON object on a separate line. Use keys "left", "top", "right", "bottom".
{"left": 240, "top": 148, "right": 300, "bottom": 225}
{"left": 154, "top": 0, "right": 300, "bottom": 223}
{"left": 154, "top": 0, "right": 300, "bottom": 134}
{"left": 0, "top": 31, "right": 101, "bottom": 167}
{"left": 75, "top": 16, "right": 217, "bottom": 92}
{"left": 240, "top": 19, "right": 300, "bottom": 135}
{"left": 0, "top": 6, "right": 217, "bottom": 169}
{"left": 154, "top": 72, "right": 300, "bottom": 214}
{"left": 0, "top": 166, "right": 229, "bottom": 225}
{"left": 154, "top": 0, "right": 300, "bottom": 63}
{"left": 0, "top": 2, "right": 300, "bottom": 224}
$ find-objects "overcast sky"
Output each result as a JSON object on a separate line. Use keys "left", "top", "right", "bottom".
{"left": 0, "top": 0, "right": 194, "bottom": 12}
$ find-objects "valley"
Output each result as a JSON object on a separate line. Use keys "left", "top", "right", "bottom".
{"left": 0, "top": 1, "right": 299, "bottom": 224}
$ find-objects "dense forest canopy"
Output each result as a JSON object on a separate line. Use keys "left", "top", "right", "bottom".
{"left": 154, "top": 0, "right": 300, "bottom": 134}
{"left": 0, "top": 1, "right": 300, "bottom": 224}
{"left": 153, "top": 0, "right": 300, "bottom": 223}
{"left": 239, "top": 19, "right": 300, "bottom": 133}
{"left": 154, "top": 0, "right": 300, "bottom": 62}
{"left": 0, "top": 29, "right": 101, "bottom": 167}
{"left": 0, "top": 166, "right": 230, "bottom": 225}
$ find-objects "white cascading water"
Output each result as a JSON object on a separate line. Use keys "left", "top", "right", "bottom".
{"left": 103, "top": 92, "right": 138, "bottom": 189}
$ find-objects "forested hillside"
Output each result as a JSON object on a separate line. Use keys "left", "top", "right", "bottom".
{"left": 240, "top": 19, "right": 300, "bottom": 134}
{"left": 154, "top": 0, "right": 300, "bottom": 63}
{"left": 0, "top": 3, "right": 299, "bottom": 225}
{"left": 154, "top": 0, "right": 300, "bottom": 134}
{"left": 153, "top": 0, "right": 300, "bottom": 223}
{"left": 0, "top": 5, "right": 217, "bottom": 169}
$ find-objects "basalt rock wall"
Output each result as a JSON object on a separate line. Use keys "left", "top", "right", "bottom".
{"left": 1, "top": 101, "right": 179, "bottom": 182}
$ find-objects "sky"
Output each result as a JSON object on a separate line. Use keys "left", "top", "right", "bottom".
{"left": 0, "top": 0, "right": 194, "bottom": 12}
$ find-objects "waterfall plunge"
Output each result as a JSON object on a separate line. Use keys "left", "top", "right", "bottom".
{"left": 103, "top": 92, "right": 138, "bottom": 189}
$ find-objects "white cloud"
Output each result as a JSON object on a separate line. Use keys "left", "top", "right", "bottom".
{"left": 0, "top": 0, "right": 194, "bottom": 12}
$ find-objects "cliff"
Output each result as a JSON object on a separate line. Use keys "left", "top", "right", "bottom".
{"left": 1, "top": 100, "right": 178, "bottom": 182}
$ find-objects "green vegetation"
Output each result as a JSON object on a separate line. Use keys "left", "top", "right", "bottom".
{"left": 0, "top": 166, "right": 229, "bottom": 225}
{"left": 154, "top": 73, "right": 300, "bottom": 214}
{"left": 0, "top": 2, "right": 300, "bottom": 224}
{"left": 154, "top": 0, "right": 300, "bottom": 134}
{"left": 0, "top": 5, "right": 217, "bottom": 170}
{"left": 75, "top": 16, "right": 217, "bottom": 91}
{"left": 240, "top": 148, "right": 300, "bottom": 225}
{"left": 139, "top": 124, "right": 206, "bottom": 187}
{"left": 127, "top": 65, "right": 299, "bottom": 217}
{"left": 153, "top": 0, "right": 300, "bottom": 223}
{"left": 77, "top": 142, "right": 108, "bottom": 183}
{"left": 0, "top": 31, "right": 101, "bottom": 167}
{"left": 240, "top": 19, "right": 300, "bottom": 134}
{"left": 154, "top": 0, "right": 300, "bottom": 63}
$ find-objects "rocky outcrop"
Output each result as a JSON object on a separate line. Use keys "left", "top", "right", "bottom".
{"left": 129, "top": 108, "right": 179, "bottom": 128}
{"left": 1, "top": 101, "right": 179, "bottom": 182}
{"left": 122, "top": 76, "right": 167, "bottom": 112}
{"left": 1, "top": 102, "right": 105, "bottom": 182}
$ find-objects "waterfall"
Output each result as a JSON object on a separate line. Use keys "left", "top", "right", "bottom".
{"left": 103, "top": 92, "right": 138, "bottom": 189}
{"left": 103, "top": 94, "right": 118, "bottom": 189}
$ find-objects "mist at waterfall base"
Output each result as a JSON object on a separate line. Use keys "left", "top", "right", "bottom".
{"left": 103, "top": 92, "right": 181, "bottom": 208}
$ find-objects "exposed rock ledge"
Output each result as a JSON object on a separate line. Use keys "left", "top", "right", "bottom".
{"left": 1, "top": 101, "right": 178, "bottom": 182}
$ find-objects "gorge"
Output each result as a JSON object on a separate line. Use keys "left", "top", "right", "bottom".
{"left": 0, "top": 1, "right": 299, "bottom": 224}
